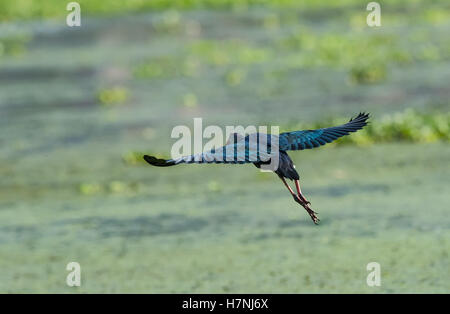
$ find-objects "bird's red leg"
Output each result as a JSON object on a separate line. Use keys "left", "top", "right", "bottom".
{"left": 294, "top": 180, "right": 310, "bottom": 205}
{"left": 279, "top": 176, "right": 300, "bottom": 202}
{"left": 278, "top": 176, "right": 319, "bottom": 224}
{"left": 279, "top": 176, "right": 295, "bottom": 195}
{"left": 294, "top": 179, "right": 320, "bottom": 224}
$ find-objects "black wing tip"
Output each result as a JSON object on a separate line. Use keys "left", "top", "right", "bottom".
{"left": 143, "top": 155, "right": 176, "bottom": 167}
{"left": 350, "top": 112, "right": 370, "bottom": 122}
{"left": 348, "top": 112, "right": 371, "bottom": 128}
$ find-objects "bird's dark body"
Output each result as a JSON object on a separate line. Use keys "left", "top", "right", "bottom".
{"left": 254, "top": 150, "right": 299, "bottom": 180}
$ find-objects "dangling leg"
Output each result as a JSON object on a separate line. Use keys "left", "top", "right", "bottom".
{"left": 294, "top": 180, "right": 310, "bottom": 205}
{"left": 303, "top": 203, "right": 319, "bottom": 224}
{"left": 278, "top": 175, "right": 303, "bottom": 204}
{"left": 294, "top": 179, "right": 319, "bottom": 224}
{"left": 278, "top": 175, "right": 320, "bottom": 224}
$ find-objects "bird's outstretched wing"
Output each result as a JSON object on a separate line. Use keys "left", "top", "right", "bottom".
{"left": 279, "top": 112, "right": 369, "bottom": 151}
{"left": 144, "top": 134, "right": 275, "bottom": 167}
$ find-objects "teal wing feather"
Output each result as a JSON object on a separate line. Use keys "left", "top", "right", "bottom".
{"left": 279, "top": 112, "right": 369, "bottom": 151}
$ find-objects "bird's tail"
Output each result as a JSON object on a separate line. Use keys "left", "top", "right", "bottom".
{"left": 143, "top": 155, "right": 178, "bottom": 167}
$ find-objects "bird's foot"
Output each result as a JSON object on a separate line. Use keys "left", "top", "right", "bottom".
{"left": 293, "top": 195, "right": 319, "bottom": 224}
{"left": 294, "top": 193, "right": 311, "bottom": 205}
{"left": 301, "top": 197, "right": 311, "bottom": 205}
{"left": 293, "top": 194, "right": 311, "bottom": 206}
{"left": 305, "top": 207, "right": 320, "bottom": 225}
{"left": 299, "top": 193, "right": 311, "bottom": 205}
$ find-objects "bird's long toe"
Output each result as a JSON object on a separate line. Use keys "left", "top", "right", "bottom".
{"left": 307, "top": 209, "right": 320, "bottom": 225}
{"left": 292, "top": 195, "right": 320, "bottom": 224}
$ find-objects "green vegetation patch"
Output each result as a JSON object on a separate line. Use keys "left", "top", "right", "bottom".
{"left": 283, "top": 110, "right": 450, "bottom": 146}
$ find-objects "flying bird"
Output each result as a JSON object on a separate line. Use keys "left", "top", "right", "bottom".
{"left": 144, "top": 113, "right": 370, "bottom": 224}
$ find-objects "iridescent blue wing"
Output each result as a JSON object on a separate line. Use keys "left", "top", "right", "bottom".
{"left": 144, "top": 133, "right": 275, "bottom": 166}
{"left": 279, "top": 113, "right": 369, "bottom": 151}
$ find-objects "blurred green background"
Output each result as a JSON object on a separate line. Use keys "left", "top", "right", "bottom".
{"left": 0, "top": 0, "right": 449, "bottom": 293}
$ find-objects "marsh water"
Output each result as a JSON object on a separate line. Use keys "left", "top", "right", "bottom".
{"left": 0, "top": 8, "right": 449, "bottom": 292}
